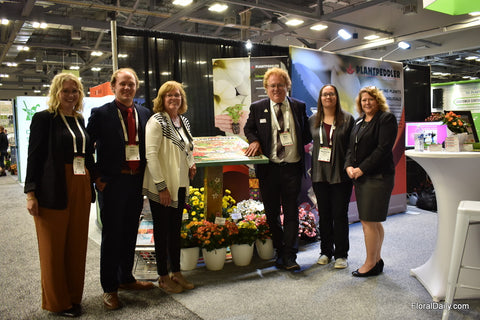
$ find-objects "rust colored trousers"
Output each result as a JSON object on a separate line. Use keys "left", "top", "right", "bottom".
{"left": 33, "top": 164, "right": 91, "bottom": 312}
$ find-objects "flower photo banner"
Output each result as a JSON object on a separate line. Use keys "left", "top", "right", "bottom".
{"left": 212, "top": 56, "right": 287, "bottom": 137}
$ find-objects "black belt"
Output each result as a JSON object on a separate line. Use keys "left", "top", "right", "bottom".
{"left": 269, "top": 161, "right": 299, "bottom": 167}
{"left": 120, "top": 168, "right": 141, "bottom": 175}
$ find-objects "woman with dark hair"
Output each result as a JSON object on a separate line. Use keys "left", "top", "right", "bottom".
{"left": 143, "top": 81, "right": 196, "bottom": 293}
{"left": 309, "top": 84, "right": 354, "bottom": 269}
{"left": 345, "top": 86, "right": 398, "bottom": 277}
{"left": 25, "top": 73, "right": 94, "bottom": 317}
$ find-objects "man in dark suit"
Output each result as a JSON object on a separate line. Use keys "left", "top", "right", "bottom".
{"left": 87, "top": 68, "right": 154, "bottom": 310}
{"left": 244, "top": 67, "right": 312, "bottom": 270}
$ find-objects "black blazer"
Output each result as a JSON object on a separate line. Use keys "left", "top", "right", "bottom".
{"left": 24, "top": 110, "right": 95, "bottom": 209}
{"left": 244, "top": 97, "right": 312, "bottom": 179}
{"left": 345, "top": 110, "right": 398, "bottom": 176}
{"left": 86, "top": 100, "right": 152, "bottom": 182}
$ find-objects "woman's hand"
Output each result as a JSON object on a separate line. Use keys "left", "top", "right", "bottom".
{"left": 26, "top": 192, "right": 39, "bottom": 216}
{"left": 159, "top": 189, "right": 171, "bottom": 207}
{"left": 346, "top": 166, "right": 364, "bottom": 180}
{"left": 95, "top": 177, "right": 107, "bottom": 192}
{"left": 352, "top": 167, "right": 364, "bottom": 180}
{"left": 346, "top": 166, "right": 355, "bottom": 179}
{"left": 189, "top": 164, "right": 197, "bottom": 180}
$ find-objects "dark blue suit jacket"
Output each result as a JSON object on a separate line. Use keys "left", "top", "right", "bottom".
{"left": 244, "top": 96, "right": 312, "bottom": 179}
{"left": 86, "top": 100, "right": 152, "bottom": 182}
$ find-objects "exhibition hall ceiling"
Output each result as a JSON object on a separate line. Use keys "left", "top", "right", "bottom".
{"left": 0, "top": 0, "right": 480, "bottom": 98}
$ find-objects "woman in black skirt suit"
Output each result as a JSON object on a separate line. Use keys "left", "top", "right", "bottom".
{"left": 345, "top": 86, "right": 398, "bottom": 277}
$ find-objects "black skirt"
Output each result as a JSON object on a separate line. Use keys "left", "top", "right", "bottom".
{"left": 354, "top": 173, "right": 395, "bottom": 222}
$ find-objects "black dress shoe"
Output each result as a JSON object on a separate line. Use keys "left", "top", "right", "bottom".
{"left": 284, "top": 259, "right": 301, "bottom": 271}
{"left": 56, "top": 305, "right": 81, "bottom": 318}
{"left": 376, "top": 259, "right": 384, "bottom": 273}
{"left": 275, "top": 256, "right": 284, "bottom": 268}
{"left": 352, "top": 264, "right": 380, "bottom": 277}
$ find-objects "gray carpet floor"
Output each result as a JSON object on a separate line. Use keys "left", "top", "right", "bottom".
{"left": 1, "top": 172, "right": 479, "bottom": 320}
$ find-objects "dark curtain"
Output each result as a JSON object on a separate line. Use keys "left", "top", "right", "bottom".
{"left": 117, "top": 28, "right": 289, "bottom": 137}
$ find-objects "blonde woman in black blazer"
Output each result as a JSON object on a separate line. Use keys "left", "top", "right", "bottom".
{"left": 25, "top": 73, "right": 95, "bottom": 317}
{"left": 345, "top": 86, "right": 397, "bottom": 277}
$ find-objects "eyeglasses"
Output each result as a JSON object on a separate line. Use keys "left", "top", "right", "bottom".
{"left": 267, "top": 83, "right": 286, "bottom": 89}
{"left": 321, "top": 93, "right": 336, "bottom": 97}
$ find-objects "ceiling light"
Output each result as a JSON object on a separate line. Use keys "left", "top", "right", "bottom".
{"left": 364, "top": 35, "right": 380, "bottom": 40}
{"left": 465, "top": 56, "right": 479, "bottom": 60}
{"left": 338, "top": 29, "right": 352, "bottom": 40}
{"left": 91, "top": 67, "right": 101, "bottom": 71}
{"left": 34, "top": 89, "right": 41, "bottom": 93}
{"left": 285, "top": 19, "right": 304, "bottom": 27}
{"left": 380, "top": 41, "right": 410, "bottom": 60}
{"left": 5, "top": 62, "right": 18, "bottom": 67}
{"left": 310, "top": 24, "right": 328, "bottom": 31}
{"left": 118, "top": 53, "right": 128, "bottom": 58}
{"left": 91, "top": 51, "right": 103, "bottom": 56}
{"left": 462, "top": 76, "right": 471, "bottom": 79}
{"left": 245, "top": 39, "right": 252, "bottom": 50}
{"left": 173, "top": 0, "right": 193, "bottom": 6}
{"left": 0, "top": 74, "right": 9, "bottom": 78}
{"left": 161, "top": 71, "right": 171, "bottom": 76}
{"left": 398, "top": 41, "right": 411, "bottom": 49}
{"left": 208, "top": 4, "right": 228, "bottom": 13}
{"left": 70, "top": 66, "right": 80, "bottom": 70}
{"left": 319, "top": 29, "right": 353, "bottom": 51}
{"left": 1, "top": 19, "right": 9, "bottom": 25}
{"left": 17, "top": 45, "right": 30, "bottom": 51}
{"left": 32, "top": 22, "right": 47, "bottom": 29}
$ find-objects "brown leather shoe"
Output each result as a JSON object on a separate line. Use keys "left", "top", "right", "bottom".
{"left": 103, "top": 292, "right": 122, "bottom": 310}
{"left": 118, "top": 280, "right": 155, "bottom": 290}
{"left": 159, "top": 277, "right": 183, "bottom": 294}
{"left": 171, "top": 273, "right": 194, "bottom": 290}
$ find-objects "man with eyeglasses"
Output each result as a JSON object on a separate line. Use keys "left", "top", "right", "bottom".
{"left": 244, "top": 67, "right": 312, "bottom": 271}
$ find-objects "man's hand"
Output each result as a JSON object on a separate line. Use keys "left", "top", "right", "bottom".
{"left": 244, "top": 141, "right": 262, "bottom": 157}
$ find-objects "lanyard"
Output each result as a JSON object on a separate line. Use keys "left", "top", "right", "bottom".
{"left": 117, "top": 108, "right": 139, "bottom": 143}
{"left": 319, "top": 120, "right": 335, "bottom": 146}
{"left": 60, "top": 113, "right": 86, "bottom": 155}
{"left": 270, "top": 103, "right": 290, "bottom": 132}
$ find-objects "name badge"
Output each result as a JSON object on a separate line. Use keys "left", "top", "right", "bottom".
{"left": 73, "top": 156, "right": 86, "bottom": 175}
{"left": 125, "top": 144, "right": 140, "bottom": 161}
{"left": 279, "top": 131, "right": 293, "bottom": 146}
{"left": 318, "top": 147, "right": 332, "bottom": 162}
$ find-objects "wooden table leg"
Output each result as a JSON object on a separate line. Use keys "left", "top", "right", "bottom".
{"left": 204, "top": 166, "right": 223, "bottom": 220}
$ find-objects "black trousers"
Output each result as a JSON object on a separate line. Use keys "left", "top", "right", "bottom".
{"left": 99, "top": 173, "right": 144, "bottom": 293}
{"left": 149, "top": 187, "right": 186, "bottom": 276}
{"left": 259, "top": 162, "right": 302, "bottom": 260}
{"left": 312, "top": 180, "right": 352, "bottom": 259}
